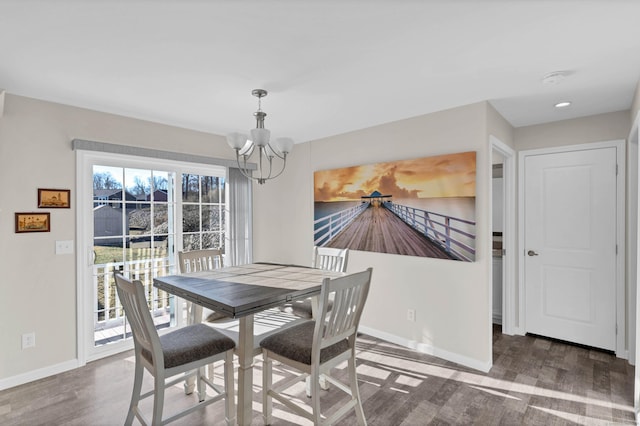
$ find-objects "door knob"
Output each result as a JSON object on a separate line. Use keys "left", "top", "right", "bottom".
{"left": 527, "top": 250, "right": 539, "bottom": 256}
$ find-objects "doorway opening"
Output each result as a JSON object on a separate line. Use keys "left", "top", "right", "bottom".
{"left": 490, "top": 136, "right": 516, "bottom": 336}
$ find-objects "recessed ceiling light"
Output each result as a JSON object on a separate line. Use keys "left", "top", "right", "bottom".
{"left": 554, "top": 101, "right": 572, "bottom": 108}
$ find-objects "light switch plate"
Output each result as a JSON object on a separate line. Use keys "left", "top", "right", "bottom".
{"left": 55, "top": 240, "right": 74, "bottom": 255}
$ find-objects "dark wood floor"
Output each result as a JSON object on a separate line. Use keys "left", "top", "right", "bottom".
{"left": 0, "top": 326, "right": 635, "bottom": 425}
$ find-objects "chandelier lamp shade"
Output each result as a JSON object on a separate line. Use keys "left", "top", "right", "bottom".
{"left": 226, "top": 89, "right": 294, "bottom": 184}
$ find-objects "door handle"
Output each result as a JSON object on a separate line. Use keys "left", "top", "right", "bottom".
{"left": 527, "top": 250, "right": 539, "bottom": 256}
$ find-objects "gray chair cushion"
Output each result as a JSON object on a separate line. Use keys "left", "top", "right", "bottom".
{"left": 279, "top": 299, "right": 333, "bottom": 319}
{"left": 259, "top": 321, "right": 349, "bottom": 365}
{"left": 205, "top": 310, "right": 231, "bottom": 322}
{"left": 142, "top": 323, "right": 235, "bottom": 369}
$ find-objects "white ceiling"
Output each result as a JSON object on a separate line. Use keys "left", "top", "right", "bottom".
{"left": 1, "top": 1, "right": 640, "bottom": 144}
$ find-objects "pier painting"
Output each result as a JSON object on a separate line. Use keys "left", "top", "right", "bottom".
{"left": 314, "top": 151, "right": 476, "bottom": 261}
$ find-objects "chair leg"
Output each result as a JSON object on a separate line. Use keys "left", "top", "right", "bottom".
{"left": 187, "top": 302, "right": 204, "bottom": 325}
{"left": 197, "top": 366, "right": 206, "bottom": 402}
{"left": 262, "top": 352, "right": 273, "bottom": 425}
{"left": 310, "top": 368, "right": 322, "bottom": 425}
{"left": 348, "top": 356, "right": 366, "bottom": 426}
{"left": 319, "top": 372, "right": 330, "bottom": 390}
{"left": 306, "top": 373, "right": 331, "bottom": 397}
{"left": 183, "top": 303, "right": 203, "bottom": 395}
{"left": 207, "top": 362, "right": 215, "bottom": 384}
{"left": 125, "top": 362, "right": 144, "bottom": 426}
{"left": 224, "top": 351, "right": 236, "bottom": 426}
{"left": 183, "top": 373, "right": 196, "bottom": 395}
{"left": 152, "top": 373, "right": 166, "bottom": 426}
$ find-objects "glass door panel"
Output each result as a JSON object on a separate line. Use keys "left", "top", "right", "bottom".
{"left": 181, "top": 174, "right": 225, "bottom": 251}
{"left": 92, "top": 165, "right": 176, "bottom": 347}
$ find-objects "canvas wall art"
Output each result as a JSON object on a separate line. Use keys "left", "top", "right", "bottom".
{"left": 314, "top": 151, "right": 476, "bottom": 261}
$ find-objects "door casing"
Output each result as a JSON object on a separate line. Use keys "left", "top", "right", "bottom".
{"left": 490, "top": 136, "right": 516, "bottom": 336}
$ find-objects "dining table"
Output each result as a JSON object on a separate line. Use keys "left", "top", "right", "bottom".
{"left": 153, "top": 262, "right": 345, "bottom": 426}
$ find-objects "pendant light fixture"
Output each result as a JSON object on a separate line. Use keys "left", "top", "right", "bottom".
{"left": 226, "top": 89, "right": 294, "bottom": 184}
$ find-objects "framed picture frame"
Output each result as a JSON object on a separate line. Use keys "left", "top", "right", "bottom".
{"left": 38, "top": 188, "right": 70, "bottom": 208}
{"left": 15, "top": 212, "right": 50, "bottom": 233}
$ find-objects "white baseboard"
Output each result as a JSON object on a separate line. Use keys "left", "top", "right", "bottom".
{"left": 0, "top": 359, "right": 80, "bottom": 391}
{"left": 359, "top": 326, "right": 492, "bottom": 373}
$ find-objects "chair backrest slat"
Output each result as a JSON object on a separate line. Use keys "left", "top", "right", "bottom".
{"left": 178, "top": 249, "right": 222, "bottom": 273}
{"left": 312, "top": 246, "right": 349, "bottom": 273}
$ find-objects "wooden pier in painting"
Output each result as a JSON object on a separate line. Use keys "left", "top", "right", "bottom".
{"left": 324, "top": 204, "right": 456, "bottom": 259}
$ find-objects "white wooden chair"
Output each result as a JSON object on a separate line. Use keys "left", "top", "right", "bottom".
{"left": 114, "top": 273, "right": 236, "bottom": 426}
{"left": 312, "top": 246, "right": 349, "bottom": 273}
{"left": 284, "top": 246, "right": 350, "bottom": 396}
{"left": 178, "top": 248, "right": 223, "bottom": 273}
{"left": 178, "top": 249, "right": 225, "bottom": 324}
{"left": 284, "top": 246, "right": 350, "bottom": 320}
{"left": 178, "top": 249, "right": 230, "bottom": 393}
{"left": 260, "top": 268, "right": 372, "bottom": 426}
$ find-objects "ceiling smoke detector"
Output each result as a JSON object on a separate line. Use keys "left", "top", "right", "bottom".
{"left": 542, "top": 71, "right": 569, "bottom": 85}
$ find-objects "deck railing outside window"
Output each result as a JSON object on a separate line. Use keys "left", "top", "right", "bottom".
{"left": 93, "top": 251, "right": 173, "bottom": 345}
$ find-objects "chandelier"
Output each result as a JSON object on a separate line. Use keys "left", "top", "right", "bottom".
{"left": 226, "top": 89, "right": 294, "bottom": 184}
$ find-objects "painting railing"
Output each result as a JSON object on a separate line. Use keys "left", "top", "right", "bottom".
{"left": 93, "top": 255, "right": 173, "bottom": 333}
{"left": 314, "top": 203, "right": 369, "bottom": 246}
{"left": 384, "top": 201, "right": 476, "bottom": 261}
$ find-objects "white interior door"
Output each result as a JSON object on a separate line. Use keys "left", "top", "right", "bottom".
{"left": 524, "top": 146, "right": 618, "bottom": 351}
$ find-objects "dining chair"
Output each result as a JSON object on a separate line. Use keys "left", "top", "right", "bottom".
{"left": 312, "top": 246, "right": 349, "bottom": 272}
{"left": 178, "top": 248, "right": 223, "bottom": 272}
{"left": 114, "top": 273, "right": 236, "bottom": 426}
{"left": 260, "top": 267, "right": 373, "bottom": 426}
{"left": 283, "top": 246, "right": 350, "bottom": 397}
{"left": 178, "top": 249, "right": 226, "bottom": 324}
{"left": 284, "top": 246, "right": 350, "bottom": 320}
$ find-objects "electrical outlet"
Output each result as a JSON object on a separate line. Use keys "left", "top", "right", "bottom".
{"left": 407, "top": 309, "right": 416, "bottom": 322}
{"left": 22, "top": 332, "right": 35, "bottom": 349}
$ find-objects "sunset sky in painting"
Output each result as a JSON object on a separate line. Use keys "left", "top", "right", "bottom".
{"left": 314, "top": 151, "right": 476, "bottom": 202}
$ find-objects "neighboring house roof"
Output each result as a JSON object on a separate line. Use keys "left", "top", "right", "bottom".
{"left": 93, "top": 189, "right": 137, "bottom": 202}
{"left": 93, "top": 204, "right": 123, "bottom": 214}
{"left": 94, "top": 189, "right": 122, "bottom": 198}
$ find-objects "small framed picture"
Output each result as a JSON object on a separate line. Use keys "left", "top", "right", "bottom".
{"left": 38, "top": 188, "right": 70, "bottom": 208}
{"left": 15, "top": 212, "right": 51, "bottom": 233}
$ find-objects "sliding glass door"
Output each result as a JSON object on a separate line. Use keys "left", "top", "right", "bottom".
{"left": 78, "top": 150, "right": 226, "bottom": 361}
